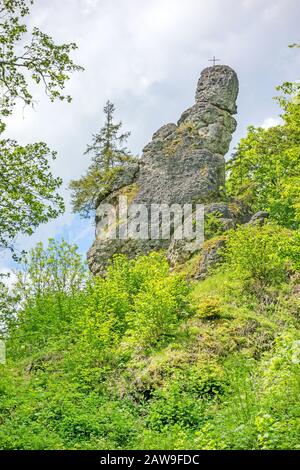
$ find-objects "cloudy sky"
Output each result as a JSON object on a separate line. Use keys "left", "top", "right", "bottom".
{"left": 2, "top": 0, "right": 300, "bottom": 274}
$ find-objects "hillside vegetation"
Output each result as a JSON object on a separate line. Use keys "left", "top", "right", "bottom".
{"left": 0, "top": 45, "right": 300, "bottom": 450}
{"left": 0, "top": 224, "right": 300, "bottom": 449}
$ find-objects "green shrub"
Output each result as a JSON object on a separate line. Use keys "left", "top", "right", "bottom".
{"left": 80, "top": 253, "right": 190, "bottom": 353}
{"left": 204, "top": 211, "right": 226, "bottom": 240}
{"left": 224, "top": 223, "right": 291, "bottom": 286}
{"left": 1, "top": 239, "right": 300, "bottom": 450}
{"left": 127, "top": 275, "right": 190, "bottom": 349}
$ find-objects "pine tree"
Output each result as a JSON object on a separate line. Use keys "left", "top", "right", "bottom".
{"left": 69, "top": 101, "right": 134, "bottom": 218}
{"left": 86, "top": 101, "right": 131, "bottom": 171}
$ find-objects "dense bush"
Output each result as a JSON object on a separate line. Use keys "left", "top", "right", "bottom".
{"left": 0, "top": 236, "right": 300, "bottom": 450}
{"left": 79, "top": 252, "right": 190, "bottom": 355}
{"left": 223, "top": 223, "right": 295, "bottom": 286}
{"left": 226, "top": 79, "right": 300, "bottom": 229}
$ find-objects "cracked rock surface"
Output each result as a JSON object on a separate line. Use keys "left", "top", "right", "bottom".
{"left": 88, "top": 65, "right": 239, "bottom": 275}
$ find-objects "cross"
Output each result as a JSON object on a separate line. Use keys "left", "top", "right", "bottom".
{"left": 209, "top": 56, "right": 220, "bottom": 66}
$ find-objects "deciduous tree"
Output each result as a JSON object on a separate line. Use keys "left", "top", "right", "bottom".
{"left": 0, "top": 0, "right": 83, "bottom": 256}
{"left": 226, "top": 45, "right": 300, "bottom": 228}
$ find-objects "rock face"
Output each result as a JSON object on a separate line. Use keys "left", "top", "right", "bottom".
{"left": 88, "top": 65, "right": 239, "bottom": 275}
{"left": 194, "top": 237, "right": 226, "bottom": 280}
{"left": 247, "top": 211, "right": 269, "bottom": 226}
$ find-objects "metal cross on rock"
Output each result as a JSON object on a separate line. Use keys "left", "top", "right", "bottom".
{"left": 209, "top": 56, "right": 220, "bottom": 66}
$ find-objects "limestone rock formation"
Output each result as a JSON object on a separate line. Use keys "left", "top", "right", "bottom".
{"left": 88, "top": 65, "right": 239, "bottom": 275}
{"left": 193, "top": 237, "right": 226, "bottom": 281}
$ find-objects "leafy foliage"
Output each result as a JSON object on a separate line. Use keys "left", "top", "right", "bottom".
{"left": 16, "top": 238, "right": 87, "bottom": 297}
{"left": 0, "top": 237, "right": 300, "bottom": 449}
{"left": 0, "top": 140, "right": 64, "bottom": 257}
{"left": 0, "top": 273, "right": 19, "bottom": 335}
{"left": 7, "top": 239, "right": 88, "bottom": 357}
{"left": 226, "top": 55, "right": 300, "bottom": 228}
{"left": 204, "top": 211, "right": 225, "bottom": 239}
{"left": 223, "top": 223, "right": 293, "bottom": 286}
{"left": 0, "top": 0, "right": 83, "bottom": 256}
{"left": 79, "top": 252, "right": 190, "bottom": 355}
{"left": 0, "top": 0, "right": 83, "bottom": 130}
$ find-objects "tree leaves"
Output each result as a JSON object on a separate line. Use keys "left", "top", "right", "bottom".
{"left": 0, "top": 0, "right": 83, "bottom": 256}
{"left": 226, "top": 69, "right": 300, "bottom": 228}
{"left": 0, "top": 139, "right": 64, "bottom": 256}
{"left": 0, "top": 0, "right": 84, "bottom": 131}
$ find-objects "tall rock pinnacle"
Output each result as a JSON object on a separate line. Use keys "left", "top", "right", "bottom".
{"left": 196, "top": 65, "right": 238, "bottom": 113}
{"left": 135, "top": 65, "right": 238, "bottom": 206}
{"left": 88, "top": 65, "right": 239, "bottom": 275}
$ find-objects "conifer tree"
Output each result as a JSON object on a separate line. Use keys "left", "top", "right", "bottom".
{"left": 86, "top": 100, "right": 131, "bottom": 171}
{"left": 70, "top": 101, "right": 134, "bottom": 218}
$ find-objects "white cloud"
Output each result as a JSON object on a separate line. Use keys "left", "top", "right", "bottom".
{"left": 261, "top": 117, "right": 282, "bottom": 129}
